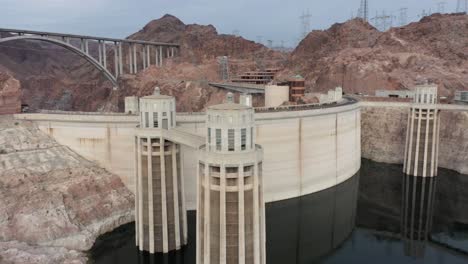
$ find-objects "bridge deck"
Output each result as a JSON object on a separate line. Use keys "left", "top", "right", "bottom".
{"left": 0, "top": 28, "right": 179, "bottom": 47}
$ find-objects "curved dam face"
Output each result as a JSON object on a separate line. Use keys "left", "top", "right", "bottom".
{"left": 15, "top": 101, "right": 361, "bottom": 209}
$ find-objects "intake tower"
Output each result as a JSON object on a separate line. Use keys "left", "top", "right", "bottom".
{"left": 134, "top": 87, "right": 187, "bottom": 253}
{"left": 197, "top": 93, "right": 266, "bottom": 264}
{"left": 403, "top": 85, "right": 440, "bottom": 177}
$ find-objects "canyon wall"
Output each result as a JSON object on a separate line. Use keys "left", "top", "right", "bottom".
{"left": 0, "top": 116, "right": 134, "bottom": 263}
{"left": 0, "top": 72, "right": 21, "bottom": 114}
{"left": 361, "top": 103, "right": 468, "bottom": 174}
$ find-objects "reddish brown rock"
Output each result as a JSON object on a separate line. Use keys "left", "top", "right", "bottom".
{"left": 0, "top": 116, "right": 134, "bottom": 262}
{"left": 285, "top": 13, "right": 468, "bottom": 98}
{"left": 0, "top": 72, "right": 21, "bottom": 114}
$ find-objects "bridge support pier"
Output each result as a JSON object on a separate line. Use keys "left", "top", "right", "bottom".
{"left": 84, "top": 39, "right": 89, "bottom": 54}
{"left": 159, "top": 46, "right": 163, "bottom": 66}
{"left": 146, "top": 45, "right": 151, "bottom": 67}
{"left": 142, "top": 46, "right": 146, "bottom": 69}
{"left": 128, "top": 44, "right": 133, "bottom": 74}
{"left": 98, "top": 41, "right": 102, "bottom": 64}
{"left": 118, "top": 43, "right": 123, "bottom": 75}
{"left": 133, "top": 44, "right": 138, "bottom": 73}
{"left": 114, "top": 43, "right": 119, "bottom": 77}
{"left": 102, "top": 41, "right": 107, "bottom": 69}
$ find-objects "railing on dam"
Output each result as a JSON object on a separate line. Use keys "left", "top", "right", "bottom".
{"left": 37, "top": 109, "right": 133, "bottom": 116}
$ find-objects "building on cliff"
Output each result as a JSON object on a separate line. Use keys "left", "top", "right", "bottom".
{"left": 134, "top": 87, "right": 187, "bottom": 253}
{"left": 197, "top": 93, "right": 266, "bottom": 264}
{"left": 403, "top": 84, "right": 440, "bottom": 177}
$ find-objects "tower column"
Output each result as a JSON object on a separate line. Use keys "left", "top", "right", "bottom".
{"left": 160, "top": 137, "right": 169, "bottom": 253}
{"left": 102, "top": 41, "right": 107, "bottom": 69}
{"left": 220, "top": 165, "right": 226, "bottom": 264}
{"left": 128, "top": 44, "right": 133, "bottom": 74}
{"left": 142, "top": 46, "right": 147, "bottom": 69}
{"left": 403, "top": 84, "right": 440, "bottom": 177}
{"left": 133, "top": 44, "right": 138, "bottom": 73}
{"left": 238, "top": 163, "right": 245, "bottom": 264}
{"left": 118, "top": 43, "right": 123, "bottom": 75}
{"left": 148, "top": 136, "right": 155, "bottom": 253}
{"left": 137, "top": 136, "right": 144, "bottom": 249}
{"left": 159, "top": 46, "right": 163, "bottom": 66}
{"left": 147, "top": 45, "right": 151, "bottom": 66}
{"left": 114, "top": 43, "right": 119, "bottom": 77}
{"left": 98, "top": 41, "right": 102, "bottom": 64}
{"left": 172, "top": 143, "right": 181, "bottom": 249}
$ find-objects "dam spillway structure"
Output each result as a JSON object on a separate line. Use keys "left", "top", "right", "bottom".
{"left": 403, "top": 84, "right": 441, "bottom": 177}
{"left": 134, "top": 87, "right": 187, "bottom": 253}
{"left": 197, "top": 93, "right": 266, "bottom": 264}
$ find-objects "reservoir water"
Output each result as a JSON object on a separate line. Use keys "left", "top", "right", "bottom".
{"left": 89, "top": 159, "right": 468, "bottom": 263}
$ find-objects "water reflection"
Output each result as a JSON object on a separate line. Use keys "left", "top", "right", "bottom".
{"left": 401, "top": 175, "right": 437, "bottom": 258}
{"left": 266, "top": 174, "right": 360, "bottom": 263}
{"left": 89, "top": 159, "right": 468, "bottom": 264}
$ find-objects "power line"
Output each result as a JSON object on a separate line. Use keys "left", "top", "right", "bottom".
{"left": 437, "top": 2, "right": 446, "bottom": 13}
{"left": 358, "top": 0, "right": 369, "bottom": 21}
{"left": 457, "top": 0, "right": 468, "bottom": 13}
{"left": 299, "top": 9, "right": 312, "bottom": 40}
{"left": 371, "top": 10, "right": 394, "bottom": 31}
{"left": 398, "top": 8, "right": 408, "bottom": 26}
{"left": 256, "top": 35, "right": 263, "bottom": 45}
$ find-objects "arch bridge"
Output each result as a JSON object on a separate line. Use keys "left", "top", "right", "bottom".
{"left": 0, "top": 28, "right": 180, "bottom": 87}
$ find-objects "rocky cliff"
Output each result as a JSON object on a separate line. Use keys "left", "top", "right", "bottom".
{"left": 0, "top": 116, "right": 134, "bottom": 263}
{"left": 128, "top": 14, "right": 274, "bottom": 63}
{"left": 0, "top": 72, "right": 21, "bottom": 114}
{"left": 361, "top": 105, "right": 468, "bottom": 174}
{"left": 286, "top": 13, "right": 468, "bottom": 97}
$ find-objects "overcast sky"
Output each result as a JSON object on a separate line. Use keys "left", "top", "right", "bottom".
{"left": 0, "top": 0, "right": 461, "bottom": 47}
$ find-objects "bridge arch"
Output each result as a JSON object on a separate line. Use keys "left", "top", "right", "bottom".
{"left": 0, "top": 36, "right": 118, "bottom": 87}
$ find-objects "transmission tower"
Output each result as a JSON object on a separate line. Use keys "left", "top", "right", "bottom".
{"left": 299, "top": 9, "right": 312, "bottom": 40}
{"left": 267, "top": 40, "right": 273, "bottom": 49}
{"left": 372, "top": 10, "right": 393, "bottom": 31}
{"left": 256, "top": 35, "right": 263, "bottom": 44}
{"left": 457, "top": 0, "right": 468, "bottom": 13}
{"left": 419, "top": 9, "right": 429, "bottom": 18}
{"left": 398, "top": 8, "right": 408, "bottom": 26}
{"left": 358, "top": 0, "right": 369, "bottom": 21}
{"left": 437, "top": 2, "right": 446, "bottom": 13}
{"left": 217, "top": 56, "right": 229, "bottom": 81}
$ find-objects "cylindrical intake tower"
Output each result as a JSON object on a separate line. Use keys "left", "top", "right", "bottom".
{"left": 134, "top": 87, "right": 187, "bottom": 253}
{"left": 197, "top": 93, "right": 266, "bottom": 264}
{"left": 403, "top": 84, "right": 441, "bottom": 177}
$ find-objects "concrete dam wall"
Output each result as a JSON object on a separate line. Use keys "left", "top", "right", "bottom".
{"left": 16, "top": 102, "right": 361, "bottom": 210}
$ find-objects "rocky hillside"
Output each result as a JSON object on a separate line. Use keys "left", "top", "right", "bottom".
{"left": 284, "top": 13, "right": 468, "bottom": 97}
{"left": 1, "top": 13, "right": 467, "bottom": 112}
{"left": 128, "top": 14, "right": 274, "bottom": 63}
{"left": 0, "top": 116, "right": 134, "bottom": 263}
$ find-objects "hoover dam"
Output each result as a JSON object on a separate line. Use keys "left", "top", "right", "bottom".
{"left": 14, "top": 97, "right": 361, "bottom": 209}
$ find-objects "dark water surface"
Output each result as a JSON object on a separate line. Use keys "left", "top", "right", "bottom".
{"left": 88, "top": 159, "right": 468, "bottom": 263}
